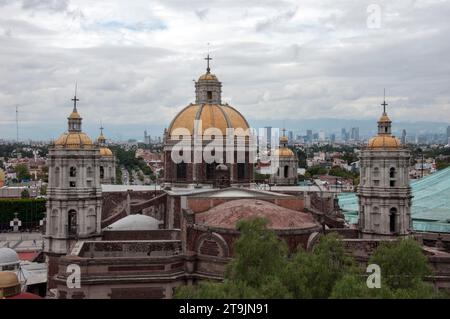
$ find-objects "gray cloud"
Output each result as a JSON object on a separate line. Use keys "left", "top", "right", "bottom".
{"left": 0, "top": 0, "right": 449, "bottom": 141}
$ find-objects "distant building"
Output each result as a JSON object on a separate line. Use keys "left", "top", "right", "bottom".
{"left": 306, "top": 130, "right": 313, "bottom": 143}
{"left": 351, "top": 127, "right": 359, "bottom": 141}
{"left": 401, "top": 129, "right": 407, "bottom": 145}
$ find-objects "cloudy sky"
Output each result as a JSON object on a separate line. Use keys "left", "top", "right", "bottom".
{"left": 0, "top": 0, "right": 449, "bottom": 141}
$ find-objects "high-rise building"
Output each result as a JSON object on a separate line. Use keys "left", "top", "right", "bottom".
{"left": 357, "top": 100, "right": 412, "bottom": 238}
{"left": 351, "top": 127, "right": 360, "bottom": 141}
{"left": 318, "top": 130, "right": 325, "bottom": 141}
{"left": 288, "top": 130, "right": 293, "bottom": 143}
{"left": 401, "top": 129, "right": 407, "bottom": 145}
{"left": 264, "top": 126, "right": 272, "bottom": 149}
{"left": 341, "top": 128, "right": 348, "bottom": 141}
{"left": 306, "top": 130, "right": 313, "bottom": 143}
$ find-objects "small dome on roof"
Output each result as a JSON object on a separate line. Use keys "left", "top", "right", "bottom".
{"left": 104, "top": 214, "right": 162, "bottom": 231}
{"left": 0, "top": 248, "right": 19, "bottom": 266}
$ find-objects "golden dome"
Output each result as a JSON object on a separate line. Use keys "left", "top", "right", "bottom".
{"left": 168, "top": 103, "right": 250, "bottom": 138}
{"left": 368, "top": 135, "right": 401, "bottom": 149}
{"left": 68, "top": 110, "right": 81, "bottom": 119}
{"left": 99, "top": 147, "right": 113, "bottom": 157}
{"left": 198, "top": 73, "right": 218, "bottom": 81}
{"left": 378, "top": 113, "right": 391, "bottom": 123}
{"left": 280, "top": 136, "right": 288, "bottom": 143}
{"left": 0, "top": 272, "right": 21, "bottom": 298}
{"left": 54, "top": 132, "right": 94, "bottom": 149}
{"left": 274, "top": 147, "right": 295, "bottom": 157}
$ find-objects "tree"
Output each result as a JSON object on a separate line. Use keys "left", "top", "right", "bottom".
{"left": 15, "top": 164, "right": 30, "bottom": 181}
{"left": 21, "top": 189, "right": 30, "bottom": 198}
{"left": 281, "top": 233, "right": 354, "bottom": 298}
{"left": 306, "top": 165, "right": 328, "bottom": 177}
{"left": 175, "top": 218, "right": 291, "bottom": 299}
{"left": 332, "top": 238, "right": 441, "bottom": 299}
{"left": 370, "top": 238, "right": 431, "bottom": 291}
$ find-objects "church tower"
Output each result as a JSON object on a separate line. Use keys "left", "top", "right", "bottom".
{"left": 97, "top": 126, "right": 116, "bottom": 184}
{"left": 269, "top": 129, "right": 298, "bottom": 185}
{"left": 357, "top": 95, "right": 413, "bottom": 238}
{"left": 44, "top": 91, "right": 102, "bottom": 287}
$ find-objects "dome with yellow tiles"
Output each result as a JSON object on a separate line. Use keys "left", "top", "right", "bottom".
{"left": 274, "top": 147, "right": 295, "bottom": 157}
{"left": 198, "top": 73, "right": 218, "bottom": 81}
{"left": 99, "top": 147, "right": 113, "bottom": 157}
{"left": 168, "top": 103, "right": 250, "bottom": 138}
{"left": 54, "top": 132, "right": 93, "bottom": 149}
{"left": 368, "top": 135, "right": 401, "bottom": 149}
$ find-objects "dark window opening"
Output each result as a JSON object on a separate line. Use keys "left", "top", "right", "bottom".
{"left": 70, "top": 167, "right": 77, "bottom": 177}
{"left": 390, "top": 167, "right": 396, "bottom": 178}
{"left": 69, "top": 181, "right": 76, "bottom": 188}
{"left": 237, "top": 163, "right": 246, "bottom": 180}
{"left": 207, "top": 91, "right": 212, "bottom": 100}
{"left": 390, "top": 180, "right": 395, "bottom": 187}
{"left": 68, "top": 210, "right": 77, "bottom": 236}
{"left": 206, "top": 162, "right": 216, "bottom": 180}
{"left": 389, "top": 208, "right": 397, "bottom": 233}
{"left": 284, "top": 165, "right": 289, "bottom": 178}
{"left": 100, "top": 166, "right": 105, "bottom": 179}
{"left": 176, "top": 162, "right": 187, "bottom": 180}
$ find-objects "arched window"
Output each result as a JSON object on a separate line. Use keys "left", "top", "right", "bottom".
{"left": 70, "top": 167, "right": 77, "bottom": 177}
{"left": 68, "top": 209, "right": 77, "bottom": 236}
{"left": 176, "top": 162, "right": 187, "bottom": 180}
{"left": 390, "top": 167, "right": 396, "bottom": 178}
{"left": 100, "top": 166, "right": 104, "bottom": 179}
{"left": 389, "top": 208, "right": 397, "bottom": 233}
{"left": 284, "top": 165, "right": 289, "bottom": 178}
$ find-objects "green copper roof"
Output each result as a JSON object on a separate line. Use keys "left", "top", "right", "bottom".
{"left": 338, "top": 166, "right": 450, "bottom": 233}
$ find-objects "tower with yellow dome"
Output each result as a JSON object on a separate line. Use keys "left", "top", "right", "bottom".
{"left": 97, "top": 126, "right": 116, "bottom": 184}
{"left": 163, "top": 55, "right": 254, "bottom": 186}
{"left": 269, "top": 129, "right": 298, "bottom": 185}
{"left": 44, "top": 92, "right": 102, "bottom": 288}
{"left": 357, "top": 95, "right": 412, "bottom": 238}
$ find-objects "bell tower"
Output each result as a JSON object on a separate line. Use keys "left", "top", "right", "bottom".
{"left": 357, "top": 93, "right": 413, "bottom": 238}
{"left": 44, "top": 90, "right": 102, "bottom": 288}
{"left": 195, "top": 54, "right": 222, "bottom": 104}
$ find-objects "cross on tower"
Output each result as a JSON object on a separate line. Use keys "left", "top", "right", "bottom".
{"left": 71, "top": 83, "right": 79, "bottom": 112}
{"left": 381, "top": 88, "right": 388, "bottom": 114}
{"left": 205, "top": 54, "right": 212, "bottom": 74}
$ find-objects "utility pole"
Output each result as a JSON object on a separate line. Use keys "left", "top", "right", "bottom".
{"left": 16, "top": 105, "right": 19, "bottom": 142}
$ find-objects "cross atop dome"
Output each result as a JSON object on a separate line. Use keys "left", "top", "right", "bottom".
{"left": 381, "top": 88, "right": 388, "bottom": 114}
{"left": 72, "top": 82, "right": 79, "bottom": 113}
{"left": 205, "top": 54, "right": 212, "bottom": 74}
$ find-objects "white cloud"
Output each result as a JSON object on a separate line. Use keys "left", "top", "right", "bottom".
{"left": 0, "top": 0, "right": 450, "bottom": 140}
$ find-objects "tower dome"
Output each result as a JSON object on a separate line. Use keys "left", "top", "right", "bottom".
{"left": 54, "top": 93, "right": 93, "bottom": 149}
{"left": 367, "top": 98, "right": 401, "bottom": 150}
{"left": 167, "top": 54, "right": 250, "bottom": 139}
{"left": 97, "top": 127, "right": 113, "bottom": 157}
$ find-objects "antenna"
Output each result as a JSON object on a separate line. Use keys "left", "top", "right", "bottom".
{"left": 15, "top": 105, "right": 19, "bottom": 142}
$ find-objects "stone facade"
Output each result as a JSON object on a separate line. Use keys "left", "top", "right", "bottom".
{"left": 357, "top": 109, "right": 413, "bottom": 238}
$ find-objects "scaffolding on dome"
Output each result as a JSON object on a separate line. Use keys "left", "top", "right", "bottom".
{"left": 338, "top": 166, "right": 450, "bottom": 233}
